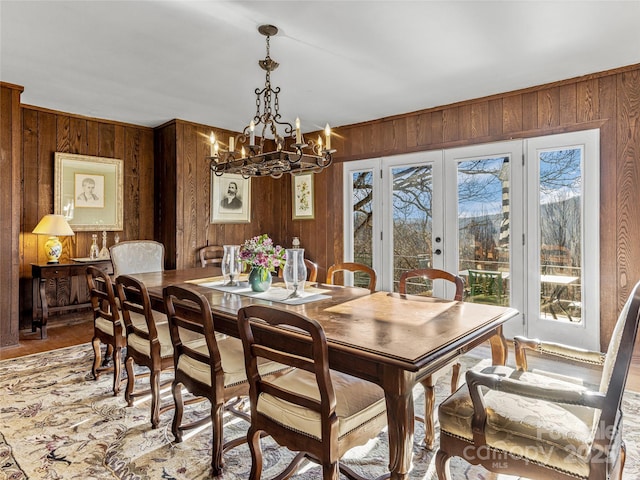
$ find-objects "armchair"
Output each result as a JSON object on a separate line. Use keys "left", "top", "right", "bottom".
{"left": 436, "top": 280, "right": 640, "bottom": 480}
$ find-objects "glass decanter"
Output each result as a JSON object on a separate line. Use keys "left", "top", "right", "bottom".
{"left": 89, "top": 234, "right": 100, "bottom": 260}
{"left": 98, "top": 230, "right": 110, "bottom": 259}
{"left": 221, "top": 245, "right": 242, "bottom": 286}
{"left": 283, "top": 248, "right": 307, "bottom": 298}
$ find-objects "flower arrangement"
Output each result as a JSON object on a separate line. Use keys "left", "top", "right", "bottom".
{"left": 239, "top": 234, "right": 285, "bottom": 273}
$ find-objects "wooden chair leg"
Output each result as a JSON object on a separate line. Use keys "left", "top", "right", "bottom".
{"left": 211, "top": 402, "right": 225, "bottom": 476}
{"left": 171, "top": 381, "right": 184, "bottom": 442}
{"left": 150, "top": 369, "right": 161, "bottom": 429}
{"left": 112, "top": 346, "right": 122, "bottom": 396}
{"left": 323, "top": 461, "right": 339, "bottom": 480}
{"left": 104, "top": 344, "right": 114, "bottom": 366}
{"left": 435, "top": 449, "right": 452, "bottom": 480}
{"left": 615, "top": 441, "right": 626, "bottom": 480}
{"left": 124, "top": 356, "right": 135, "bottom": 406}
{"left": 91, "top": 337, "right": 101, "bottom": 379}
{"left": 420, "top": 376, "right": 436, "bottom": 450}
{"left": 247, "top": 426, "right": 263, "bottom": 480}
{"left": 450, "top": 363, "right": 461, "bottom": 393}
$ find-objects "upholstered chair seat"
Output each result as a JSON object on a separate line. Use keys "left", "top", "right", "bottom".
{"left": 256, "top": 367, "right": 387, "bottom": 442}
{"left": 175, "top": 335, "right": 259, "bottom": 388}
{"left": 439, "top": 364, "right": 603, "bottom": 479}
{"left": 126, "top": 322, "right": 204, "bottom": 359}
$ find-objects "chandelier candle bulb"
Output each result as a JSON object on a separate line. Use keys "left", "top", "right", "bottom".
{"left": 241, "top": 146, "right": 246, "bottom": 158}
{"left": 249, "top": 121, "right": 255, "bottom": 145}
{"left": 325, "top": 123, "right": 331, "bottom": 150}
{"left": 318, "top": 135, "right": 323, "bottom": 152}
{"left": 229, "top": 136, "right": 235, "bottom": 152}
{"left": 210, "top": 132, "right": 215, "bottom": 156}
{"left": 295, "top": 117, "right": 302, "bottom": 144}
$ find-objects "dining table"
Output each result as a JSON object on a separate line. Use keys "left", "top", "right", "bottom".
{"left": 129, "top": 267, "right": 518, "bottom": 480}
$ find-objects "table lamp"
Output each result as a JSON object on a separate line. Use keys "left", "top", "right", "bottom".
{"left": 32, "top": 214, "right": 75, "bottom": 263}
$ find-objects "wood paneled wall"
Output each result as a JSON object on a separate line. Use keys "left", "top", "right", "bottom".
{"left": 154, "top": 119, "right": 344, "bottom": 282}
{"left": 0, "top": 82, "right": 23, "bottom": 347}
{"left": 324, "top": 64, "right": 640, "bottom": 351}
{"left": 155, "top": 119, "right": 291, "bottom": 270}
{"left": 17, "top": 106, "right": 154, "bottom": 330}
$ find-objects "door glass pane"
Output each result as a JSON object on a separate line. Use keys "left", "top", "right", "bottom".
{"left": 392, "top": 165, "right": 433, "bottom": 293}
{"left": 352, "top": 170, "right": 374, "bottom": 289}
{"left": 539, "top": 148, "right": 582, "bottom": 323}
{"left": 458, "top": 157, "right": 510, "bottom": 305}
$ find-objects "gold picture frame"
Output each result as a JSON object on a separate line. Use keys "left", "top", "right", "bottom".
{"left": 292, "top": 172, "right": 314, "bottom": 220}
{"left": 210, "top": 173, "right": 252, "bottom": 223}
{"left": 54, "top": 152, "right": 123, "bottom": 231}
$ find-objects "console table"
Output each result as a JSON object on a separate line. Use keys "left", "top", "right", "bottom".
{"left": 31, "top": 259, "right": 113, "bottom": 339}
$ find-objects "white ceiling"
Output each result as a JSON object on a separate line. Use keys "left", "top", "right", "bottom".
{"left": 2, "top": 1, "right": 639, "bottom": 133}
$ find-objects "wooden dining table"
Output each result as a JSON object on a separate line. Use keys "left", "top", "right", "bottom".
{"left": 130, "top": 267, "right": 518, "bottom": 480}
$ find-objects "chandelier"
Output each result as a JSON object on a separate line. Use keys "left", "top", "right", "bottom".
{"left": 208, "top": 25, "right": 335, "bottom": 179}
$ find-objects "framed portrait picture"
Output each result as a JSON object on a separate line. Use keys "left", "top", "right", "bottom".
{"left": 292, "top": 172, "right": 314, "bottom": 220}
{"left": 210, "top": 173, "right": 251, "bottom": 223}
{"left": 54, "top": 152, "right": 123, "bottom": 231}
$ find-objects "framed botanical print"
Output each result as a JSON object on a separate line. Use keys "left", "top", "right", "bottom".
{"left": 292, "top": 172, "right": 314, "bottom": 220}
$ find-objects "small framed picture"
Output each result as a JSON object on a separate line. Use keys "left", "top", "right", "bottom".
{"left": 292, "top": 172, "right": 314, "bottom": 220}
{"left": 211, "top": 173, "right": 251, "bottom": 223}
{"left": 54, "top": 152, "right": 123, "bottom": 231}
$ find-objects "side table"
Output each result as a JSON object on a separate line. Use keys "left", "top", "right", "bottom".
{"left": 31, "top": 259, "right": 113, "bottom": 339}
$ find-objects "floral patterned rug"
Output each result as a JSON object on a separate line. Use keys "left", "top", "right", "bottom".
{"left": 1, "top": 344, "right": 638, "bottom": 480}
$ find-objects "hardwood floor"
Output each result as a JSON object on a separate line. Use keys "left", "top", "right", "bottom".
{"left": 2, "top": 311, "right": 639, "bottom": 392}
{"left": 0, "top": 312, "right": 94, "bottom": 360}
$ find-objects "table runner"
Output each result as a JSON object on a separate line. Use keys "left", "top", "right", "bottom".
{"left": 186, "top": 277, "right": 331, "bottom": 305}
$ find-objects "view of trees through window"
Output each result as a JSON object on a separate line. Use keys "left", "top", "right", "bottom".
{"left": 350, "top": 147, "right": 583, "bottom": 323}
{"left": 538, "top": 148, "right": 582, "bottom": 322}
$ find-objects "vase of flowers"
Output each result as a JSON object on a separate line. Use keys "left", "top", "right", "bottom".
{"left": 239, "top": 234, "right": 285, "bottom": 292}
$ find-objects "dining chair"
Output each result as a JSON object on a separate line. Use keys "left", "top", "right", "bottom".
{"left": 326, "top": 261, "right": 377, "bottom": 293}
{"left": 115, "top": 274, "right": 175, "bottom": 428}
{"left": 278, "top": 258, "right": 319, "bottom": 283}
{"left": 435, "top": 280, "right": 640, "bottom": 480}
{"left": 199, "top": 245, "right": 224, "bottom": 268}
{"left": 162, "top": 284, "right": 286, "bottom": 476}
{"left": 237, "top": 305, "right": 389, "bottom": 480}
{"left": 398, "top": 268, "right": 464, "bottom": 450}
{"left": 109, "top": 240, "right": 165, "bottom": 277}
{"left": 86, "top": 265, "right": 126, "bottom": 395}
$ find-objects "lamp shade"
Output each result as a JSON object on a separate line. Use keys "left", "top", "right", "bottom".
{"left": 32, "top": 214, "right": 74, "bottom": 263}
{"left": 32, "top": 214, "right": 75, "bottom": 236}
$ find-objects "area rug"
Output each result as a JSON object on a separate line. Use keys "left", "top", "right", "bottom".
{"left": 1, "top": 344, "right": 638, "bottom": 480}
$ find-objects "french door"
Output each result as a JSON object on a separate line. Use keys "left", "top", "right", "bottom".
{"left": 524, "top": 131, "right": 599, "bottom": 349}
{"left": 344, "top": 130, "right": 599, "bottom": 349}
